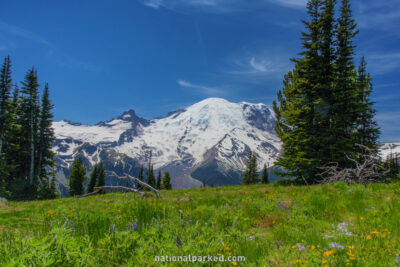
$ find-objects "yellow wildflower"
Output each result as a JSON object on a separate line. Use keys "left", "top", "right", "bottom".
{"left": 323, "top": 251, "right": 334, "bottom": 257}
{"left": 371, "top": 231, "right": 380, "bottom": 235}
{"left": 226, "top": 252, "right": 232, "bottom": 256}
{"left": 311, "top": 245, "right": 316, "bottom": 250}
{"left": 231, "top": 262, "right": 237, "bottom": 266}
{"left": 292, "top": 244, "right": 298, "bottom": 249}
{"left": 383, "top": 229, "right": 389, "bottom": 232}
{"left": 296, "top": 259, "right": 302, "bottom": 264}
{"left": 360, "top": 217, "right": 364, "bottom": 220}
{"left": 366, "top": 235, "right": 372, "bottom": 240}
{"left": 47, "top": 211, "right": 54, "bottom": 216}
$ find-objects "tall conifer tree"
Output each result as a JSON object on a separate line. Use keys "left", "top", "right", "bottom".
{"left": 68, "top": 157, "right": 86, "bottom": 196}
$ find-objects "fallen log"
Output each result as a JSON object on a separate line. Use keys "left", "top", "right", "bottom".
{"left": 77, "top": 186, "right": 147, "bottom": 198}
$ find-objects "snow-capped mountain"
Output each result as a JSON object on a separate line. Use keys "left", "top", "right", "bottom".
{"left": 52, "top": 98, "right": 281, "bottom": 193}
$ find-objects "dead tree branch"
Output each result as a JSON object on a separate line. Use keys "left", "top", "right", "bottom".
{"left": 105, "top": 170, "right": 162, "bottom": 199}
{"left": 318, "top": 144, "right": 386, "bottom": 185}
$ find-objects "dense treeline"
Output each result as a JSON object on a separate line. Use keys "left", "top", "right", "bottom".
{"left": 0, "top": 56, "right": 57, "bottom": 200}
{"left": 273, "top": 0, "right": 381, "bottom": 184}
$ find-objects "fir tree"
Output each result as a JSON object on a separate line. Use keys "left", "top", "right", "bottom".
{"left": 87, "top": 163, "right": 98, "bottom": 193}
{"left": 137, "top": 165, "right": 144, "bottom": 190}
{"left": 261, "top": 163, "right": 269, "bottom": 184}
{"left": 156, "top": 170, "right": 161, "bottom": 190}
{"left": 20, "top": 68, "right": 41, "bottom": 195}
{"left": 354, "top": 57, "right": 380, "bottom": 152}
{"left": 161, "top": 172, "right": 172, "bottom": 190}
{"left": 37, "top": 83, "right": 55, "bottom": 187}
{"left": 68, "top": 157, "right": 86, "bottom": 196}
{"left": 242, "top": 151, "right": 259, "bottom": 184}
{"left": 96, "top": 161, "right": 105, "bottom": 193}
{"left": 146, "top": 151, "right": 155, "bottom": 187}
{"left": 0, "top": 56, "right": 12, "bottom": 193}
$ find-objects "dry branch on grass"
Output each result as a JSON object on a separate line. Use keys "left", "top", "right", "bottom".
{"left": 77, "top": 171, "right": 162, "bottom": 198}
{"left": 318, "top": 144, "right": 386, "bottom": 185}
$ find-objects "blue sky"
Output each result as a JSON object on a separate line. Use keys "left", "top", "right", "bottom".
{"left": 0, "top": 0, "right": 399, "bottom": 141}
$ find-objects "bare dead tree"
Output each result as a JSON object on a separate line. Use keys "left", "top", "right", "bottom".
{"left": 318, "top": 144, "right": 386, "bottom": 185}
{"left": 77, "top": 171, "right": 162, "bottom": 198}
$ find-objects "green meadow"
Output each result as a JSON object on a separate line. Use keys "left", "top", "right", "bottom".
{"left": 1, "top": 183, "right": 399, "bottom": 266}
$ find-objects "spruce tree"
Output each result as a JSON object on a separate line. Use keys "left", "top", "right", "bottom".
{"left": 96, "top": 161, "right": 105, "bottom": 193}
{"left": 242, "top": 151, "right": 259, "bottom": 184}
{"left": 68, "top": 157, "right": 86, "bottom": 196}
{"left": 137, "top": 165, "right": 144, "bottom": 190}
{"left": 20, "top": 68, "right": 41, "bottom": 195}
{"left": 261, "top": 163, "right": 269, "bottom": 184}
{"left": 273, "top": 0, "right": 328, "bottom": 184}
{"left": 37, "top": 83, "right": 55, "bottom": 187}
{"left": 156, "top": 170, "right": 161, "bottom": 190}
{"left": 161, "top": 172, "right": 172, "bottom": 190}
{"left": 0, "top": 56, "right": 12, "bottom": 193}
{"left": 354, "top": 57, "right": 380, "bottom": 152}
{"left": 87, "top": 163, "right": 98, "bottom": 193}
{"left": 146, "top": 151, "right": 155, "bottom": 187}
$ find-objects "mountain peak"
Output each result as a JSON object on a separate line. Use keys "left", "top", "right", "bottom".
{"left": 118, "top": 109, "right": 138, "bottom": 121}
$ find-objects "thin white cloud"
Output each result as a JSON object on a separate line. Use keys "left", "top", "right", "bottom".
{"left": 177, "top": 79, "right": 227, "bottom": 96}
{"left": 0, "top": 21, "right": 51, "bottom": 46}
{"left": 229, "top": 54, "right": 290, "bottom": 77}
{"left": 266, "top": 0, "right": 306, "bottom": 8}
{"left": 366, "top": 52, "right": 400, "bottom": 75}
{"left": 140, "top": 0, "right": 307, "bottom": 12}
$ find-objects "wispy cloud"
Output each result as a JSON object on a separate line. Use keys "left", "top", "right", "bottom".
{"left": 0, "top": 21, "right": 51, "bottom": 46}
{"left": 365, "top": 52, "right": 400, "bottom": 75}
{"left": 375, "top": 111, "right": 400, "bottom": 142}
{"left": 265, "top": 0, "right": 306, "bottom": 8}
{"left": 355, "top": 0, "right": 400, "bottom": 32}
{"left": 228, "top": 54, "right": 291, "bottom": 77}
{"left": 0, "top": 20, "right": 102, "bottom": 73}
{"left": 140, "top": 0, "right": 307, "bottom": 12}
{"left": 177, "top": 79, "right": 227, "bottom": 96}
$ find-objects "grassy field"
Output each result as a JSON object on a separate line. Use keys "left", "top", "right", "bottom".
{"left": 0, "top": 182, "right": 400, "bottom": 266}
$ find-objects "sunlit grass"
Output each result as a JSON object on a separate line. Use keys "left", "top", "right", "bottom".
{"left": 0, "top": 182, "right": 399, "bottom": 266}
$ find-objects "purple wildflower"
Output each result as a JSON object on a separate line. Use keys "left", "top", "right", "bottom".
{"left": 297, "top": 243, "right": 306, "bottom": 251}
{"left": 276, "top": 202, "right": 288, "bottom": 211}
{"left": 181, "top": 219, "right": 185, "bottom": 228}
{"left": 329, "top": 242, "right": 345, "bottom": 249}
{"left": 127, "top": 221, "right": 138, "bottom": 232}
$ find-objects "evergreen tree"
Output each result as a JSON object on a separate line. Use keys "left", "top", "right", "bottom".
{"left": 261, "top": 163, "right": 269, "bottom": 184}
{"left": 156, "top": 170, "right": 161, "bottom": 190}
{"left": 96, "top": 161, "right": 105, "bottom": 193}
{"left": 20, "top": 68, "right": 41, "bottom": 195}
{"left": 273, "top": 0, "right": 379, "bottom": 184}
{"left": 36, "top": 83, "right": 55, "bottom": 187}
{"left": 146, "top": 151, "right": 155, "bottom": 187}
{"left": 330, "top": 0, "right": 360, "bottom": 168}
{"left": 0, "top": 56, "right": 12, "bottom": 194}
{"left": 68, "top": 157, "right": 86, "bottom": 196}
{"left": 273, "top": 0, "right": 328, "bottom": 184}
{"left": 354, "top": 57, "right": 380, "bottom": 152}
{"left": 4, "top": 85, "right": 23, "bottom": 198}
{"left": 87, "top": 163, "right": 98, "bottom": 193}
{"left": 161, "top": 172, "right": 172, "bottom": 190}
{"left": 242, "top": 151, "right": 259, "bottom": 184}
{"left": 137, "top": 165, "right": 144, "bottom": 190}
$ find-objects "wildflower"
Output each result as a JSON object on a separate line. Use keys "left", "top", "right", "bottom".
{"left": 323, "top": 251, "right": 335, "bottom": 257}
{"left": 226, "top": 252, "right": 232, "bottom": 256}
{"left": 276, "top": 202, "right": 288, "bottom": 211}
{"left": 71, "top": 222, "right": 75, "bottom": 232}
{"left": 127, "top": 221, "right": 138, "bottom": 231}
{"left": 249, "top": 236, "right": 255, "bottom": 241}
{"left": 181, "top": 220, "right": 185, "bottom": 228}
{"left": 292, "top": 244, "right": 298, "bottom": 249}
{"left": 348, "top": 245, "right": 354, "bottom": 250}
{"left": 329, "top": 242, "right": 344, "bottom": 250}
{"left": 311, "top": 245, "right": 316, "bottom": 250}
{"left": 366, "top": 235, "right": 372, "bottom": 240}
{"left": 47, "top": 211, "right": 54, "bottom": 216}
{"left": 217, "top": 253, "right": 222, "bottom": 256}
{"left": 383, "top": 229, "right": 389, "bottom": 232}
{"left": 371, "top": 231, "right": 380, "bottom": 235}
{"left": 296, "top": 259, "right": 302, "bottom": 264}
{"left": 231, "top": 262, "right": 237, "bottom": 266}
{"left": 297, "top": 243, "right": 306, "bottom": 251}
{"left": 360, "top": 217, "right": 364, "bottom": 220}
